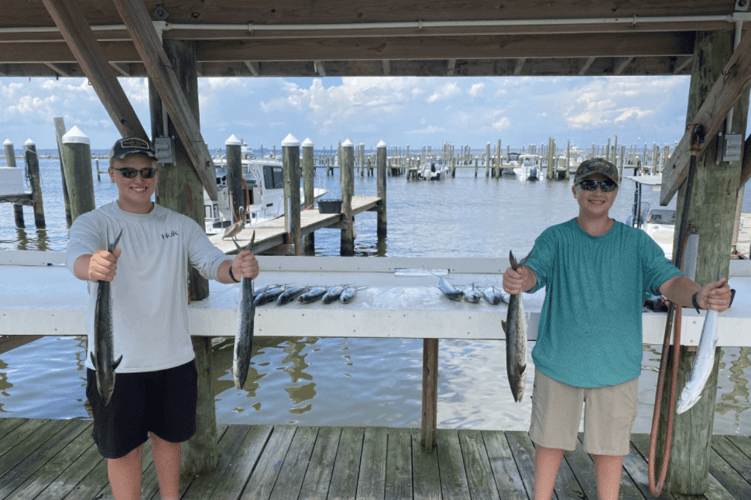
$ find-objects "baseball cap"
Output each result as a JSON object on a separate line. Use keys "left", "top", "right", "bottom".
{"left": 573, "top": 158, "right": 619, "bottom": 186}
{"left": 109, "top": 137, "right": 158, "bottom": 161}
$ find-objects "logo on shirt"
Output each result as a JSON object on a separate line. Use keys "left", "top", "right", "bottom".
{"left": 161, "top": 230, "right": 179, "bottom": 240}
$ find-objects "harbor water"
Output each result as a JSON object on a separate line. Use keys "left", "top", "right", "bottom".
{"left": 0, "top": 154, "right": 749, "bottom": 436}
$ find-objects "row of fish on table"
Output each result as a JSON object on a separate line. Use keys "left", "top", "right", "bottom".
{"left": 90, "top": 228, "right": 721, "bottom": 415}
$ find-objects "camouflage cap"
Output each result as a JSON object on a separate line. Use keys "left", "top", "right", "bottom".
{"left": 573, "top": 158, "right": 619, "bottom": 186}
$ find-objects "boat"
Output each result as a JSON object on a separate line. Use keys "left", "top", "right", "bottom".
{"left": 624, "top": 174, "right": 674, "bottom": 259}
{"left": 500, "top": 152, "right": 519, "bottom": 177}
{"left": 417, "top": 159, "right": 449, "bottom": 180}
{"left": 513, "top": 153, "right": 540, "bottom": 181}
{"left": 203, "top": 152, "right": 328, "bottom": 234}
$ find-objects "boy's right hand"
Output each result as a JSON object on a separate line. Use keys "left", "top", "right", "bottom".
{"left": 503, "top": 266, "right": 525, "bottom": 295}
{"left": 88, "top": 247, "right": 121, "bottom": 282}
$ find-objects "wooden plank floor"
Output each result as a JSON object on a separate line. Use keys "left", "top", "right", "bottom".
{"left": 1, "top": 419, "right": 750, "bottom": 499}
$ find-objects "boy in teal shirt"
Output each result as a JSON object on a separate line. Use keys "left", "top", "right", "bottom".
{"left": 503, "top": 158, "right": 731, "bottom": 500}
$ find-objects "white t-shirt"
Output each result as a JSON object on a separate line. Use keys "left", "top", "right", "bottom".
{"left": 66, "top": 202, "right": 229, "bottom": 372}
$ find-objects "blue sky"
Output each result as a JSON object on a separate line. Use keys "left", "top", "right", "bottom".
{"left": 0, "top": 74, "right": 730, "bottom": 153}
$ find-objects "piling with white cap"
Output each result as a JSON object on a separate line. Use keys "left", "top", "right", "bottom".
{"left": 225, "top": 134, "right": 244, "bottom": 223}
{"left": 282, "top": 134, "right": 302, "bottom": 255}
{"left": 301, "top": 138, "right": 315, "bottom": 254}
{"left": 3, "top": 138, "right": 25, "bottom": 228}
{"left": 23, "top": 138, "right": 46, "bottom": 228}
{"left": 61, "top": 126, "right": 94, "bottom": 224}
{"left": 340, "top": 139, "right": 355, "bottom": 256}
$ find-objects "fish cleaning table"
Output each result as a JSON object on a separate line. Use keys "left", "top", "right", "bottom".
{"left": 2, "top": 251, "right": 751, "bottom": 346}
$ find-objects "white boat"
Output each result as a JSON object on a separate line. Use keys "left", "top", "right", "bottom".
{"left": 513, "top": 153, "right": 540, "bottom": 181}
{"left": 643, "top": 208, "right": 676, "bottom": 259}
{"left": 203, "top": 153, "right": 327, "bottom": 234}
{"left": 417, "top": 159, "right": 449, "bottom": 180}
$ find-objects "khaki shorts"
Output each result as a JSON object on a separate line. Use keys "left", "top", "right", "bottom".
{"left": 529, "top": 368, "right": 639, "bottom": 456}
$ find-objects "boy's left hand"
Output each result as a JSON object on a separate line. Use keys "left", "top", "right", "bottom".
{"left": 698, "top": 278, "right": 731, "bottom": 312}
{"left": 232, "top": 250, "right": 259, "bottom": 280}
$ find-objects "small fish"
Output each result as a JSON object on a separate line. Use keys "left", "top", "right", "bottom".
{"left": 676, "top": 293, "right": 722, "bottom": 414}
{"left": 339, "top": 286, "right": 358, "bottom": 304}
{"left": 233, "top": 231, "right": 256, "bottom": 390}
{"left": 254, "top": 285, "right": 286, "bottom": 306}
{"left": 438, "top": 277, "right": 463, "bottom": 301}
{"left": 277, "top": 285, "right": 310, "bottom": 305}
{"left": 503, "top": 250, "right": 530, "bottom": 403}
{"left": 322, "top": 285, "right": 346, "bottom": 304}
{"left": 298, "top": 286, "right": 327, "bottom": 304}
{"left": 92, "top": 229, "right": 124, "bottom": 406}
{"left": 463, "top": 283, "right": 482, "bottom": 303}
{"left": 482, "top": 286, "right": 504, "bottom": 305}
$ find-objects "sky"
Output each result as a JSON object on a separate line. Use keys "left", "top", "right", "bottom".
{"left": 0, "top": 74, "right": 738, "bottom": 154}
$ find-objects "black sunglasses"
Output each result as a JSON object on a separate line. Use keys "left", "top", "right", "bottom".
{"left": 578, "top": 179, "right": 617, "bottom": 192}
{"left": 114, "top": 167, "right": 157, "bottom": 179}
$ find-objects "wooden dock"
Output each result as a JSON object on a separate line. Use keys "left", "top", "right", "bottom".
{"left": 210, "top": 195, "right": 381, "bottom": 255}
{"left": 1, "top": 418, "right": 749, "bottom": 500}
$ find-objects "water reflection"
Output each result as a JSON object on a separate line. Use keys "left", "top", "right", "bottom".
{"left": 14, "top": 227, "right": 50, "bottom": 251}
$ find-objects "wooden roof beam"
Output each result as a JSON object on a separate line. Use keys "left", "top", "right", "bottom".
{"left": 613, "top": 56, "right": 633, "bottom": 75}
{"left": 447, "top": 58, "right": 456, "bottom": 76}
{"left": 112, "top": 0, "right": 218, "bottom": 200}
{"left": 514, "top": 58, "right": 525, "bottom": 75}
{"left": 673, "top": 55, "right": 693, "bottom": 75}
{"left": 382, "top": 60, "right": 390, "bottom": 75}
{"left": 110, "top": 61, "right": 130, "bottom": 77}
{"left": 244, "top": 61, "right": 260, "bottom": 76}
{"left": 40, "top": 0, "right": 147, "bottom": 140}
{"left": 314, "top": 60, "right": 326, "bottom": 76}
{"left": 579, "top": 56, "right": 595, "bottom": 75}
{"left": 660, "top": 31, "right": 751, "bottom": 205}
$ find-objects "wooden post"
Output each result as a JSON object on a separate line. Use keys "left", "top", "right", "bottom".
{"left": 24, "top": 139, "right": 45, "bottom": 229}
{"left": 149, "top": 39, "right": 217, "bottom": 476}
{"left": 61, "top": 126, "right": 95, "bottom": 223}
{"left": 340, "top": 139, "right": 355, "bottom": 256}
{"left": 282, "top": 133, "right": 302, "bottom": 256}
{"left": 421, "top": 338, "right": 438, "bottom": 451}
{"left": 485, "top": 142, "right": 491, "bottom": 177}
{"left": 53, "top": 117, "right": 73, "bottom": 228}
{"left": 302, "top": 137, "right": 315, "bottom": 255}
{"left": 4, "top": 139, "right": 25, "bottom": 228}
{"left": 376, "top": 140, "right": 387, "bottom": 240}
{"left": 657, "top": 30, "right": 748, "bottom": 496}
{"left": 495, "top": 139, "right": 501, "bottom": 178}
{"left": 225, "top": 134, "right": 243, "bottom": 224}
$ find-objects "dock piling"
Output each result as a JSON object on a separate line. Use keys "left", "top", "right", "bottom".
{"left": 4, "top": 139, "right": 25, "bottom": 228}
{"left": 340, "top": 139, "right": 355, "bottom": 256}
{"left": 225, "top": 135, "right": 244, "bottom": 224}
{"left": 302, "top": 138, "right": 315, "bottom": 255}
{"left": 24, "top": 139, "right": 45, "bottom": 229}
{"left": 53, "top": 118, "right": 73, "bottom": 227}
{"left": 61, "top": 126, "right": 95, "bottom": 224}
{"left": 376, "top": 140, "right": 387, "bottom": 242}
{"left": 282, "top": 134, "right": 302, "bottom": 256}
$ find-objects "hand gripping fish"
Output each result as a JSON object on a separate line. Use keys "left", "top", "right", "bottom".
{"left": 233, "top": 231, "right": 256, "bottom": 390}
{"left": 503, "top": 250, "right": 530, "bottom": 403}
{"left": 676, "top": 299, "right": 719, "bottom": 414}
{"left": 92, "top": 229, "right": 124, "bottom": 406}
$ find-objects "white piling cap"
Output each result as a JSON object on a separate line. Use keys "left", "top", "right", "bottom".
{"left": 62, "top": 126, "right": 90, "bottom": 145}
{"left": 3, "top": 138, "right": 13, "bottom": 146}
{"left": 377, "top": 140, "right": 387, "bottom": 148}
{"left": 24, "top": 138, "right": 35, "bottom": 146}
{"left": 342, "top": 139, "right": 354, "bottom": 148}
{"left": 225, "top": 134, "right": 242, "bottom": 146}
{"left": 301, "top": 137, "right": 314, "bottom": 148}
{"left": 282, "top": 134, "right": 299, "bottom": 147}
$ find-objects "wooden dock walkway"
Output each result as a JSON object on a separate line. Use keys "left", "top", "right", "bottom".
{"left": 210, "top": 195, "right": 381, "bottom": 254}
{"left": 1, "top": 418, "right": 749, "bottom": 500}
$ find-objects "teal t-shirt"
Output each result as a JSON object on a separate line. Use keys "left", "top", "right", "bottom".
{"left": 525, "top": 218, "right": 682, "bottom": 388}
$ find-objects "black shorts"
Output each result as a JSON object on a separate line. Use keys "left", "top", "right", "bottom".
{"left": 86, "top": 360, "right": 198, "bottom": 459}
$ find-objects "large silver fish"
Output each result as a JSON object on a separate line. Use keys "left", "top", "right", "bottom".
{"left": 92, "top": 229, "right": 124, "bottom": 406}
{"left": 676, "top": 307, "right": 718, "bottom": 414}
{"left": 438, "top": 277, "right": 463, "bottom": 301}
{"left": 322, "top": 285, "right": 346, "bottom": 304}
{"left": 277, "top": 285, "right": 310, "bottom": 305}
{"left": 233, "top": 231, "right": 256, "bottom": 390}
{"left": 254, "top": 285, "right": 286, "bottom": 306}
{"left": 503, "top": 250, "right": 529, "bottom": 403}
{"left": 298, "top": 286, "right": 328, "bottom": 304}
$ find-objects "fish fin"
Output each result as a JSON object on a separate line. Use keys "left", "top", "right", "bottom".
{"left": 90, "top": 352, "right": 97, "bottom": 370}
{"left": 109, "top": 229, "right": 124, "bottom": 253}
{"left": 112, "top": 355, "right": 123, "bottom": 371}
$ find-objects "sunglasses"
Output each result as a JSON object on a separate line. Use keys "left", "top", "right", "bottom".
{"left": 113, "top": 167, "right": 157, "bottom": 179}
{"left": 578, "top": 179, "right": 617, "bottom": 192}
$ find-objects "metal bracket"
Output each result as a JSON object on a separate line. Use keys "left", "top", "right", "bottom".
{"left": 687, "top": 123, "right": 705, "bottom": 152}
{"left": 719, "top": 133, "right": 743, "bottom": 162}
{"left": 736, "top": 0, "right": 749, "bottom": 12}
{"left": 154, "top": 5, "right": 170, "bottom": 21}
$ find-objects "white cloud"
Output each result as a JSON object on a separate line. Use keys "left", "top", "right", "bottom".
{"left": 469, "top": 83, "right": 485, "bottom": 97}
{"left": 427, "top": 82, "right": 461, "bottom": 103}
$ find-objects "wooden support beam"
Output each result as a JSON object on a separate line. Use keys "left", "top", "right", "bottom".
{"left": 40, "top": 0, "right": 147, "bottom": 139}
{"left": 447, "top": 58, "right": 456, "bottom": 76}
{"left": 43, "top": 62, "right": 69, "bottom": 77}
{"left": 673, "top": 55, "right": 693, "bottom": 75}
{"left": 382, "top": 59, "right": 390, "bottom": 75}
{"left": 579, "top": 56, "right": 596, "bottom": 75}
{"left": 244, "top": 60, "right": 260, "bottom": 76}
{"left": 111, "top": 0, "right": 218, "bottom": 200}
{"left": 314, "top": 60, "right": 326, "bottom": 76}
{"left": 740, "top": 133, "right": 751, "bottom": 185}
{"left": 614, "top": 56, "right": 633, "bottom": 75}
{"left": 514, "top": 58, "right": 525, "bottom": 75}
{"left": 660, "top": 30, "right": 751, "bottom": 205}
{"left": 109, "top": 61, "right": 130, "bottom": 77}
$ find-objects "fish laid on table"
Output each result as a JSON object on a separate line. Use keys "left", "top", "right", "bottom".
{"left": 676, "top": 303, "right": 719, "bottom": 414}
{"left": 463, "top": 283, "right": 482, "bottom": 303}
{"left": 254, "top": 285, "right": 286, "bottom": 306}
{"left": 503, "top": 250, "right": 530, "bottom": 403}
{"left": 92, "top": 229, "right": 124, "bottom": 406}
{"left": 438, "top": 277, "right": 463, "bottom": 301}
{"left": 482, "top": 285, "right": 504, "bottom": 305}
{"left": 339, "top": 286, "right": 358, "bottom": 304}
{"left": 277, "top": 285, "right": 310, "bottom": 305}
{"left": 298, "top": 286, "right": 328, "bottom": 304}
{"left": 322, "top": 285, "right": 346, "bottom": 304}
{"left": 233, "top": 231, "right": 256, "bottom": 390}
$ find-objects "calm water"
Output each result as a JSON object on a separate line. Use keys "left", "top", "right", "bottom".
{"left": 0, "top": 155, "right": 749, "bottom": 435}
